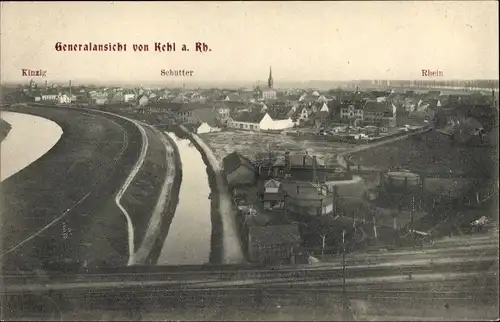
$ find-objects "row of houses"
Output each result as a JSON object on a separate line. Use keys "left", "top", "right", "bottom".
{"left": 223, "top": 151, "right": 339, "bottom": 265}
{"left": 339, "top": 100, "right": 397, "bottom": 127}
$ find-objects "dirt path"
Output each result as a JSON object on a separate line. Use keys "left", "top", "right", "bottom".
{"left": 97, "top": 111, "right": 148, "bottom": 266}
{"left": 181, "top": 126, "right": 245, "bottom": 264}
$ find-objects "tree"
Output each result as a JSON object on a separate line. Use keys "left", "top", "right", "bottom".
{"left": 309, "top": 216, "right": 337, "bottom": 256}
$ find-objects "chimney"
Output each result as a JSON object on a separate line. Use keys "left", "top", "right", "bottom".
{"left": 313, "top": 156, "right": 317, "bottom": 183}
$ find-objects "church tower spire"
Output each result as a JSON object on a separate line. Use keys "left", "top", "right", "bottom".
{"left": 268, "top": 66, "right": 274, "bottom": 89}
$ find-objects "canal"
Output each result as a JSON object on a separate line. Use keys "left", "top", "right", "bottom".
{"left": 156, "top": 132, "right": 212, "bottom": 265}
{"left": 1, "top": 111, "right": 62, "bottom": 182}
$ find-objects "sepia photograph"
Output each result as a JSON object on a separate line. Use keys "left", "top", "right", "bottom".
{"left": 1, "top": 1, "right": 499, "bottom": 321}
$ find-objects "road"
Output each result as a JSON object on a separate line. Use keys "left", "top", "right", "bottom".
{"left": 0, "top": 105, "right": 143, "bottom": 270}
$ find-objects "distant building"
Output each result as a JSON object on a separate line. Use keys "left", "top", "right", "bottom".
{"left": 262, "top": 66, "right": 277, "bottom": 100}
{"left": 123, "top": 93, "right": 136, "bottom": 103}
{"left": 227, "top": 112, "right": 294, "bottom": 131}
{"left": 225, "top": 93, "right": 242, "bottom": 102}
{"left": 281, "top": 181, "right": 335, "bottom": 217}
{"left": 41, "top": 94, "right": 57, "bottom": 101}
{"left": 340, "top": 101, "right": 364, "bottom": 126}
{"left": 196, "top": 121, "right": 221, "bottom": 134}
{"left": 262, "top": 179, "right": 285, "bottom": 210}
{"left": 363, "top": 100, "right": 397, "bottom": 127}
{"left": 174, "top": 103, "right": 216, "bottom": 125}
{"left": 57, "top": 93, "right": 71, "bottom": 104}
{"left": 248, "top": 224, "right": 305, "bottom": 265}
{"left": 222, "top": 152, "right": 257, "bottom": 187}
{"left": 272, "top": 153, "right": 327, "bottom": 182}
{"left": 95, "top": 98, "right": 107, "bottom": 105}
{"left": 213, "top": 102, "right": 231, "bottom": 124}
{"left": 138, "top": 94, "right": 149, "bottom": 106}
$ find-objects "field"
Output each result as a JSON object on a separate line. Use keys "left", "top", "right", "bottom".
{"left": 200, "top": 130, "right": 356, "bottom": 166}
{"left": 349, "top": 130, "right": 497, "bottom": 177}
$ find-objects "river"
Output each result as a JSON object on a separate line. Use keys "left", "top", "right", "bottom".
{"left": 156, "top": 132, "right": 212, "bottom": 265}
{"left": 0, "top": 111, "right": 63, "bottom": 182}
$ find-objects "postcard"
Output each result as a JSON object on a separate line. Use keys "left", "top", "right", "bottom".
{"left": 1, "top": 1, "right": 498, "bottom": 321}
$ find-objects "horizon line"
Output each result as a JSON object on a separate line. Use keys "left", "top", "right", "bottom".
{"left": 2, "top": 78, "right": 499, "bottom": 84}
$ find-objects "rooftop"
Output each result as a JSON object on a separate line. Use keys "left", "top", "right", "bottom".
{"left": 231, "top": 110, "right": 266, "bottom": 123}
{"left": 280, "top": 181, "right": 331, "bottom": 201}
{"left": 222, "top": 152, "right": 256, "bottom": 175}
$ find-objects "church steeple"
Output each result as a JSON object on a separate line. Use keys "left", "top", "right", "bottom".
{"left": 268, "top": 66, "right": 274, "bottom": 89}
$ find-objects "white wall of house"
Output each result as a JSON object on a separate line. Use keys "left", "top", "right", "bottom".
{"left": 58, "top": 94, "right": 71, "bottom": 104}
{"left": 259, "top": 113, "right": 294, "bottom": 130}
{"left": 340, "top": 106, "right": 364, "bottom": 121}
{"left": 228, "top": 119, "right": 261, "bottom": 131}
{"left": 124, "top": 94, "right": 135, "bottom": 102}
{"left": 95, "top": 98, "right": 107, "bottom": 105}
{"left": 263, "top": 90, "right": 277, "bottom": 100}
{"left": 139, "top": 96, "right": 149, "bottom": 106}
{"left": 197, "top": 122, "right": 221, "bottom": 134}
{"left": 300, "top": 108, "right": 309, "bottom": 120}
{"left": 41, "top": 95, "right": 57, "bottom": 100}
{"left": 265, "top": 187, "right": 279, "bottom": 194}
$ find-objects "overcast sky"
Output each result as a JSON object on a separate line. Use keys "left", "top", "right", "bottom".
{"left": 1, "top": 1, "right": 498, "bottom": 84}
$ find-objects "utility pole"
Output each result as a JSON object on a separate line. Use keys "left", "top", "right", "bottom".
{"left": 69, "top": 80, "right": 72, "bottom": 106}
{"left": 341, "top": 229, "right": 352, "bottom": 320}
{"left": 342, "top": 229, "right": 346, "bottom": 291}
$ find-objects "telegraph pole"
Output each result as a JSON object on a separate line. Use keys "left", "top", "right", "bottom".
{"left": 341, "top": 229, "right": 352, "bottom": 320}
{"left": 411, "top": 196, "right": 415, "bottom": 249}
{"left": 342, "top": 229, "right": 346, "bottom": 291}
{"left": 69, "top": 80, "right": 72, "bottom": 106}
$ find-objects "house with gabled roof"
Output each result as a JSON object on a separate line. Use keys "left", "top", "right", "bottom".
{"left": 227, "top": 111, "right": 294, "bottom": 131}
{"left": 248, "top": 224, "right": 305, "bottom": 265}
{"left": 363, "top": 100, "right": 397, "bottom": 127}
{"left": 225, "top": 93, "right": 242, "bottom": 102}
{"left": 262, "top": 179, "right": 285, "bottom": 210}
{"left": 340, "top": 100, "right": 364, "bottom": 126}
{"left": 222, "top": 152, "right": 257, "bottom": 187}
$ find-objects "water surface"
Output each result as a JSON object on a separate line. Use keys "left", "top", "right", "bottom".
{"left": 1, "top": 111, "right": 63, "bottom": 182}
{"left": 156, "top": 132, "right": 212, "bottom": 265}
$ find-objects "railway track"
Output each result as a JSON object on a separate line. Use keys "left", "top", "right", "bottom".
{"left": 2, "top": 258, "right": 497, "bottom": 293}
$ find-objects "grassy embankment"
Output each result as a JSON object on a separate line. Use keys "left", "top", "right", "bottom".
{"left": 0, "top": 105, "right": 141, "bottom": 270}
{"left": 120, "top": 125, "right": 169, "bottom": 252}
{"left": 144, "top": 129, "right": 182, "bottom": 265}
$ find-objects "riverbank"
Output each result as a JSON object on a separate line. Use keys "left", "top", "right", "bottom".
{"left": 0, "top": 117, "right": 12, "bottom": 142}
{"left": 1, "top": 105, "right": 143, "bottom": 271}
{"left": 177, "top": 125, "right": 245, "bottom": 265}
{"left": 141, "top": 128, "right": 182, "bottom": 265}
